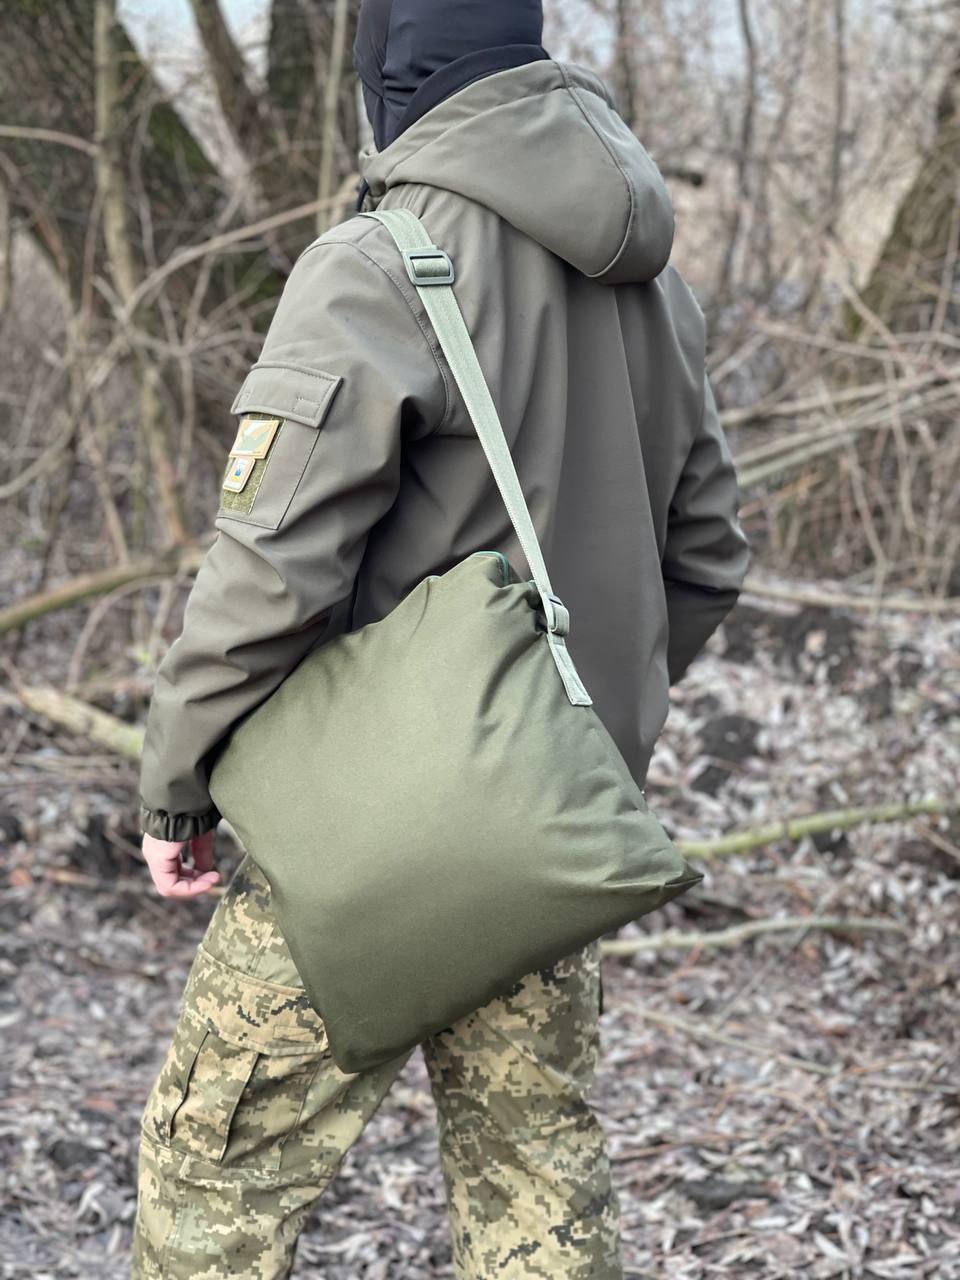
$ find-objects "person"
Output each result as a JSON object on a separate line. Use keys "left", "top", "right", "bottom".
{"left": 131, "top": 1, "right": 750, "bottom": 1275}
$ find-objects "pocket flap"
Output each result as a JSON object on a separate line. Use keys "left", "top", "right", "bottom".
{"left": 230, "top": 361, "right": 343, "bottom": 428}
{"left": 188, "top": 944, "right": 329, "bottom": 1055}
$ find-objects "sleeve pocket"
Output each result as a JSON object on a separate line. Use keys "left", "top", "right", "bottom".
{"left": 217, "top": 362, "right": 343, "bottom": 531}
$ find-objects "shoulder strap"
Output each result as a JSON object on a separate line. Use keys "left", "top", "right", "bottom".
{"left": 359, "top": 206, "right": 592, "bottom": 708}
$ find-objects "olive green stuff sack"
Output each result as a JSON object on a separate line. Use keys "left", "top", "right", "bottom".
{"left": 208, "top": 207, "right": 703, "bottom": 1073}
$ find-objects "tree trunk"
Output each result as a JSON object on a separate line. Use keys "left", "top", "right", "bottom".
{"left": 0, "top": 0, "right": 359, "bottom": 316}
{"left": 93, "top": 0, "right": 138, "bottom": 306}
{"left": 316, "top": 0, "right": 353, "bottom": 234}
{"left": 0, "top": 0, "right": 229, "bottom": 310}
{"left": 0, "top": 0, "right": 361, "bottom": 586}
{"left": 846, "top": 58, "right": 960, "bottom": 337}
{"left": 268, "top": 0, "right": 360, "bottom": 211}
{"left": 612, "top": 0, "right": 638, "bottom": 132}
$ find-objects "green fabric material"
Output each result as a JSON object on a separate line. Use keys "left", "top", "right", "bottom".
{"left": 230, "top": 363, "right": 343, "bottom": 428}
{"left": 360, "top": 205, "right": 591, "bottom": 706}
{"left": 137, "top": 802, "right": 221, "bottom": 843}
{"left": 138, "top": 57, "right": 750, "bottom": 843}
{"left": 219, "top": 456, "right": 270, "bottom": 516}
{"left": 207, "top": 207, "right": 701, "bottom": 1073}
{"left": 665, "top": 579, "right": 740, "bottom": 685}
{"left": 208, "top": 550, "right": 702, "bottom": 1073}
{"left": 358, "top": 59, "right": 676, "bottom": 284}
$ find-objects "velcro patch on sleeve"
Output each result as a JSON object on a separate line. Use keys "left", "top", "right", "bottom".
{"left": 220, "top": 411, "right": 284, "bottom": 516}
{"left": 222, "top": 455, "right": 257, "bottom": 493}
{"left": 218, "top": 365, "right": 342, "bottom": 528}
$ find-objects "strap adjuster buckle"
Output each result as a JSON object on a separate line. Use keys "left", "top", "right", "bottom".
{"left": 535, "top": 591, "right": 570, "bottom": 638}
{"left": 401, "top": 246, "right": 455, "bottom": 286}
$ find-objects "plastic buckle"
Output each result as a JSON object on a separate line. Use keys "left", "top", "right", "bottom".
{"left": 402, "top": 247, "right": 455, "bottom": 287}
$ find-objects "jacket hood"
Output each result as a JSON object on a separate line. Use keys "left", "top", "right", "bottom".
{"left": 358, "top": 59, "right": 675, "bottom": 285}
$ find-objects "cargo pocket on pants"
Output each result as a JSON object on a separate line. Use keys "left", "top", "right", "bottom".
{"left": 141, "top": 1010, "right": 259, "bottom": 1164}
{"left": 141, "top": 942, "right": 330, "bottom": 1175}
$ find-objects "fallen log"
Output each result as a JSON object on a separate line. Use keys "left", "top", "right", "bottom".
{"left": 16, "top": 686, "right": 144, "bottom": 758}
{"left": 12, "top": 687, "right": 956, "bottom": 864}
{"left": 679, "top": 799, "right": 956, "bottom": 860}
{"left": 600, "top": 914, "right": 907, "bottom": 955}
{"left": 2, "top": 549, "right": 953, "bottom": 642}
{"left": 0, "top": 547, "right": 204, "bottom": 637}
{"left": 741, "top": 576, "right": 960, "bottom": 615}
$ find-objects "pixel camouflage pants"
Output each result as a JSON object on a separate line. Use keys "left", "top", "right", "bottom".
{"left": 131, "top": 853, "right": 623, "bottom": 1279}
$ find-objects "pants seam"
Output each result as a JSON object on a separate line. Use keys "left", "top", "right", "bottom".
{"left": 155, "top": 1149, "right": 186, "bottom": 1277}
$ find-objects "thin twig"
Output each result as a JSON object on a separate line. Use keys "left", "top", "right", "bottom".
{"left": 634, "top": 1007, "right": 958, "bottom": 1094}
{"left": 0, "top": 125, "right": 98, "bottom": 155}
{"left": 119, "top": 185, "right": 359, "bottom": 319}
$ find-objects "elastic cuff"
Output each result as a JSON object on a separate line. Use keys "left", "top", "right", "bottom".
{"left": 139, "top": 802, "right": 221, "bottom": 843}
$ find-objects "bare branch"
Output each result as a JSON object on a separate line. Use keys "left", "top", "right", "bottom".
{"left": 601, "top": 915, "right": 907, "bottom": 955}
{"left": 14, "top": 686, "right": 145, "bottom": 760}
{"left": 94, "top": 0, "right": 138, "bottom": 305}
{"left": 679, "top": 800, "right": 959, "bottom": 861}
{"left": 119, "top": 187, "right": 356, "bottom": 320}
{"left": 741, "top": 573, "right": 960, "bottom": 613}
{"left": 316, "top": 0, "right": 351, "bottom": 235}
{"left": 0, "top": 125, "right": 98, "bottom": 156}
{"left": 0, "top": 549, "right": 204, "bottom": 637}
{"left": 0, "top": 169, "right": 10, "bottom": 321}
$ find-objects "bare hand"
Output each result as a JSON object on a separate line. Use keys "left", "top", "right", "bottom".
{"left": 142, "top": 830, "right": 221, "bottom": 898}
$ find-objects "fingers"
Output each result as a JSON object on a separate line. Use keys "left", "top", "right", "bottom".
{"left": 190, "top": 830, "right": 217, "bottom": 874}
{"left": 141, "top": 833, "right": 187, "bottom": 892}
{"left": 161, "top": 870, "right": 222, "bottom": 898}
{"left": 141, "top": 831, "right": 221, "bottom": 898}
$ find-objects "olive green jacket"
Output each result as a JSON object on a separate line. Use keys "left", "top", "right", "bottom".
{"left": 139, "top": 58, "right": 750, "bottom": 842}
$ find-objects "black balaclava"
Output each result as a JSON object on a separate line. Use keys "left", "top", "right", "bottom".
{"left": 354, "top": 0, "right": 548, "bottom": 155}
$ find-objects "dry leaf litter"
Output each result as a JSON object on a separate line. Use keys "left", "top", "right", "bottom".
{"left": 1, "top": 581, "right": 958, "bottom": 1279}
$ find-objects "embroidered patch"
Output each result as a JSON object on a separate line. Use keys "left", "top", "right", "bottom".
{"left": 221, "top": 455, "right": 256, "bottom": 493}
{"left": 230, "top": 415, "right": 281, "bottom": 459}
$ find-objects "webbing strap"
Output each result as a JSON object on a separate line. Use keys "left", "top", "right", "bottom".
{"left": 360, "top": 206, "right": 592, "bottom": 707}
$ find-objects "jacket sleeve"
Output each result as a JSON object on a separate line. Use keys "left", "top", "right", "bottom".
{"left": 138, "top": 236, "right": 447, "bottom": 841}
{"left": 661, "top": 370, "right": 750, "bottom": 685}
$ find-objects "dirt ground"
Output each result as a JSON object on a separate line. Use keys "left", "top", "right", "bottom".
{"left": 1, "top": 582, "right": 958, "bottom": 1279}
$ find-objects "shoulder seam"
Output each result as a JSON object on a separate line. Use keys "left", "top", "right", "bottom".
{"left": 298, "top": 233, "right": 453, "bottom": 436}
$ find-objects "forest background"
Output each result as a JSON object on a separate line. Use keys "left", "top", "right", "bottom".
{"left": 0, "top": 1, "right": 958, "bottom": 1276}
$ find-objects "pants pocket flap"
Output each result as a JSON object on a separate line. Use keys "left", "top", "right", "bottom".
{"left": 185, "top": 942, "right": 329, "bottom": 1056}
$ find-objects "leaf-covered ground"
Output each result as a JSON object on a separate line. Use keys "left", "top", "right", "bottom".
{"left": 1, "top": 583, "right": 958, "bottom": 1279}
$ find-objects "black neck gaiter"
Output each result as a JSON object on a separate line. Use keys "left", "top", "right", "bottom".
{"left": 354, "top": 0, "right": 548, "bottom": 153}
